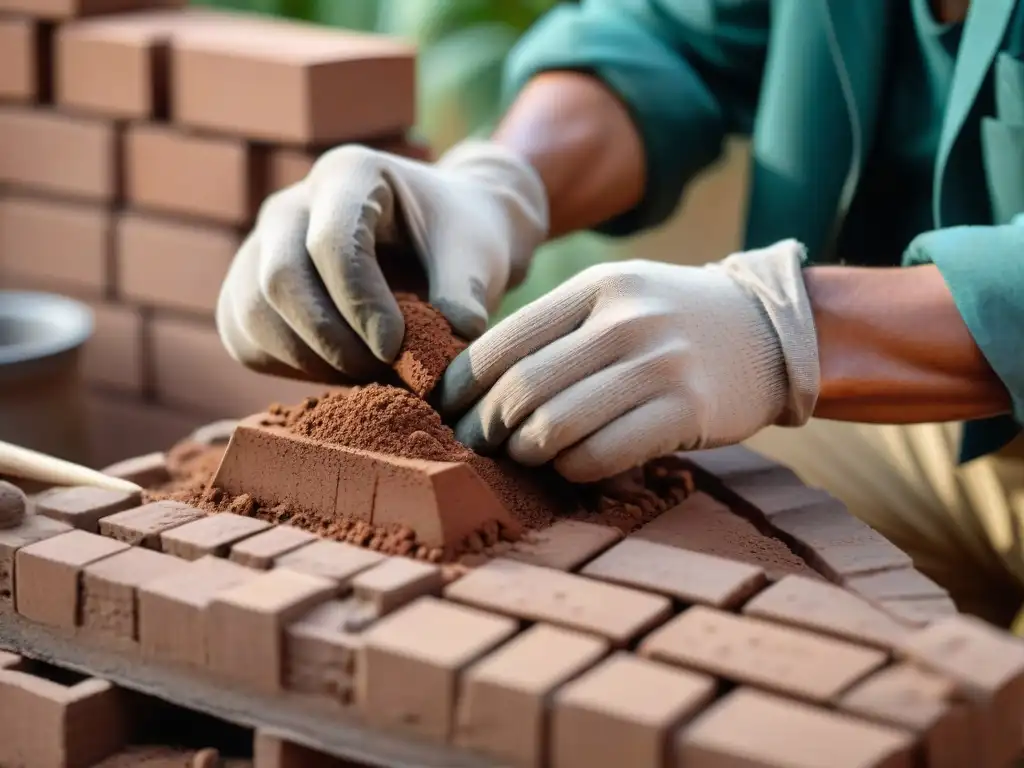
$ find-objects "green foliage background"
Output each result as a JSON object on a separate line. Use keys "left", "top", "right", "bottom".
{"left": 191, "top": 0, "right": 616, "bottom": 320}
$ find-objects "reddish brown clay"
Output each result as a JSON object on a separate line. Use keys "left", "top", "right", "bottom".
{"left": 392, "top": 294, "right": 466, "bottom": 398}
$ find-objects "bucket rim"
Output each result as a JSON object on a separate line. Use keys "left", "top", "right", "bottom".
{"left": 0, "top": 291, "right": 94, "bottom": 367}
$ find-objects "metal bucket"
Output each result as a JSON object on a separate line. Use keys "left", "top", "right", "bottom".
{"left": 0, "top": 291, "right": 93, "bottom": 465}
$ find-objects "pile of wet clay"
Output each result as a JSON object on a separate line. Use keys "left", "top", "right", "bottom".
{"left": 148, "top": 296, "right": 693, "bottom": 561}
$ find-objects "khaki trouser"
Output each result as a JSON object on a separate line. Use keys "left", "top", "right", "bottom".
{"left": 745, "top": 420, "right": 1024, "bottom": 629}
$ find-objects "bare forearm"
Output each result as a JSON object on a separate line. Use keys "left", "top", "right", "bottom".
{"left": 806, "top": 264, "right": 1011, "bottom": 423}
{"left": 492, "top": 72, "right": 645, "bottom": 238}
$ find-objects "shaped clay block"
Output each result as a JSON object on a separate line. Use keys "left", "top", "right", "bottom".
{"left": 839, "top": 664, "right": 974, "bottom": 768}
{"left": 160, "top": 512, "right": 271, "bottom": 560}
{"left": 81, "top": 546, "right": 186, "bottom": 645}
{"left": 35, "top": 486, "right": 141, "bottom": 533}
{"left": 101, "top": 452, "right": 170, "bottom": 487}
{"left": 882, "top": 596, "right": 959, "bottom": 626}
{"left": 445, "top": 558, "right": 672, "bottom": 647}
{"left": 99, "top": 499, "right": 204, "bottom": 548}
{"left": 253, "top": 731, "right": 344, "bottom": 768}
{"left": 0, "top": 16, "right": 45, "bottom": 102}
{"left": 639, "top": 605, "right": 886, "bottom": 704}
{"left": 504, "top": 519, "right": 622, "bottom": 572}
{"left": 845, "top": 568, "right": 951, "bottom": 602}
{"left": 138, "top": 555, "right": 255, "bottom": 666}
{"left": 742, "top": 574, "right": 912, "bottom": 650}
{"left": 357, "top": 596, "right": 518, "bottom": 742}
{"left": 16, "top": 529, "right": 130, "bottom": 627}
{"left": 899, "top": 614, "right": 1024, "bottom": 767}
{"left": 678, "top": 688, "right": 913, "bottom": 768}
{"left": 0, "top": 513, "right": 71, "bottom": 612}
{"left": 170, "top": 15, "right": 415, "bottom": 144}
{"left": 455, "top": 624, "right": 608, "bottom": 767}
{"left": 0, "top": 106, "right": 118, "bottom": 201}
{"left": 285, "top": 598, "right": 369, "bottom": 706}
{"left": 350, "top": 557, "right": 443, "bottom": 615}
{"left": 552, "top": 653, "right": 715, "bottom": 768}
{"left": 274, "top": 539, "right": 384, "bottom": 587}
{"left": 206, "top": 567, "right": 337, "bottom": 692}
{"left": 581, "top": 538, "right": 766, "bottom": 609}
{"left": 213, "top": 424, "right": 520, "bottom": 550}
{"left": 0, "top": 670, "right": 128, "bottom": 768}
{"left": 230, "top": 525, "right": 317, "bottom": 570}
{"left": 125, "top": 123, "right": 256, "bottom": 225}
{"left": 683, "top": 445, "right": 787, "bottom": 483}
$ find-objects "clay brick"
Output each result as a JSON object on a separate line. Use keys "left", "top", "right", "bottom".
{"left": 358, "top": 595, "right": 518, "bottom": 741}
{"left": 633, "top": 491, "right": 820, "bottom": 580}
{"left": 846, "top": 567, "right": 950, "bottom": 602}
{"left": 82, "top": 302, "right": 144, "bottom": 392}
{"left": 743, "top": 574, "right": 912, "bottom": 650}
{"left": 207, "top": 567, "right": 337, "bottom": 692}
{"left": 504, "top": 520, "right": 622, "bottom": 572}
{"left": 81, "top": 545, "right": 185, "bottom": 644}
{"left": 117, "top": 212, "right": 240, "bottom": 316}
{"left": 230, "top": 525, "right": 316, "bottom": 570}
{"left": 769, "top": 501, "right": 913, "bottom": 579}
{"left": 0, "top": 513, "right": 71, "bottom": 611}
{"left": 552, "top": 652, "right": 715, "bottom": 768}
{"left": 15, "top": 529, "right": 129, "bottom": 627}
{"left": 640, "top": 605, "right": 886, "bottom": 703}
{"left": 727, "top": 479, "right": 838, "bottom": 519}
{"left": 274, "top": 539, "right": 384, "bottom": 587}
{"left": 160, "top": 512, "right": 271, "bottom": 560}
{"left": 284, "top": 598, "right": 368, "bottom": 706}
{"left": 99, "top": 500, "right": 203, "bottom": 548}
{"left": 350, "top": 557, "right": 443, "bottom": 615}
{"left": 0, "top": 0, "right": 184, "bottom": 20}
{"left": 253, "top": 731, "right": 346, "bottom": 768}
{"left": 151, "top": 316, "right": 333, "bottom": 416}
{"left": 581, "top": 538, "right": 766, "bottom": 609}
{"left": 35, "top": 486, "right": 141, "bottom": 533}
{"left": 881, "top": 596, "right": 959, "bottom": 626}
{"left": 125, "top": 124, "right": 257, "bottom": 224}
{"left": 215, "top": 424, "right": 520, "bottom": 550}
{"left": 684, "top": 445, "right": 786, "bottom": 482}
{"left": 0, "top": 671, "right": 128, "bottom": 768}
{"left": 445, "top": 558, "right": 672, "bottom": 646}
{"left": 138, "top": 554, "right": 254, "bottom": 666}
{"left": 455, "top": 624, "right": 608, "bottom": 767}
{"left": 86, "top": 393, "right": 206, "bottom": 468}
{"left": 170, "top": 17, "right": 415, "bottom": 145}
{"left": 0, "top": 106, "right": 117, "bottom": 200}
{"left": 0, "top": 16, "right": 47, "bottom": 102}
{"left": 678, "top": 688, "right": 913, "bottom": 768}
{"left": 899, "top": 614, "right": 1024, "bottom": 766}
{"left": 101, "top": 452, "right": 170, "bottom": 488}
{"left": 839, "top": 664, "right": 973, "bottom": 768}
{"left": 0, "top": 195, "right": 110, "bottom": 295}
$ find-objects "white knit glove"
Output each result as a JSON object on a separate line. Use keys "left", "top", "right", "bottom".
{"left": 441, "top": 240, "right": 821, "bottom": 483}
{"left": 216, "top": 140, "right": 548, "bottom": 382}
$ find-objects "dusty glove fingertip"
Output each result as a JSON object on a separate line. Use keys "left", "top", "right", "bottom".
{"left": 431, "top": 296, "right": 488, "bottom": 341}
{"left": 438, "top": 349, "right": 476, "bottom": 415}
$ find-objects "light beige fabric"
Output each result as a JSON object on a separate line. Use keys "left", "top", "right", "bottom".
{"left": 746, "top": 420, "right": 1024, "bottom": 627}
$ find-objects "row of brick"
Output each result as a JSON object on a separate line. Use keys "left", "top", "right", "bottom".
{"left": 0, "top": 6, "right": 415, "bottom": 145}
{"left": 2, "top": 475, "right": 1022, "bottom": 767}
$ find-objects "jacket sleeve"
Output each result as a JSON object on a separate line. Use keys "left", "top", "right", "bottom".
{"left": 501, "top": 0, "right": 770, "bottom": 237}
{"left": 903, "top": 219, "right": 1024, "bottom": 459}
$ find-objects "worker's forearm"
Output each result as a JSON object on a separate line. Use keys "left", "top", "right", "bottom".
{"left": 492, "top": 72, "right": 645, "bottom": 238}
{"left": 806, "top": 264, "right": 1012, "bottom": 423}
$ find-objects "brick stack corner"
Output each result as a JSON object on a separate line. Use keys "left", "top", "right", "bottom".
{"left": 0, "top": 0, "right": 427, "bottom": 468}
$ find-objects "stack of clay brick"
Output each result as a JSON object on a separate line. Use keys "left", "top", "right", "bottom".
{"left": 3, "top": 437, "right": 1024, "bottom": 767}
{"left": 0, "top": 0, "right": 422, "bottom": 468}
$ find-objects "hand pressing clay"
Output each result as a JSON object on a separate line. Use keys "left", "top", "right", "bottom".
{"left": 0, "top": 480, "right": 26, "bottom": 529}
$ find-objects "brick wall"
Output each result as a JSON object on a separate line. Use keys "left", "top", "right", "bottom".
{"left": 0, "top": 0, "right": 425, "bottom": 468}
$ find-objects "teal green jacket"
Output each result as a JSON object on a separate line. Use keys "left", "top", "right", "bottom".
{"left": 503, "top": 0, "right": 1024, "bottom": 462}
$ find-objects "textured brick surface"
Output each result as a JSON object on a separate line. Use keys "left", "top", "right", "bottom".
{"left": 99, "top": 500, "right": 204, "bottom": 548}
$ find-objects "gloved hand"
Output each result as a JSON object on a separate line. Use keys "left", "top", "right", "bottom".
{"left": 440, "top": 240, "right": 821, "bottom": 483}
{"left": 216, "top": 140, "right": 548, "bottom": 382}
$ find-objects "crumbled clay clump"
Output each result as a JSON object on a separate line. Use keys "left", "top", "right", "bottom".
{"left": 391, "top": 293, "right": 466, "bottom": 398}
{"left": 0, "top": 481, "right": 26, "bottom": 529}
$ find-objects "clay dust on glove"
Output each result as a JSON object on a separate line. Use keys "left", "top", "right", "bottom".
{"left": 216, "top": 140, "right": 548, "bottom": 385}
{"left": 440, "top": 239, "right": 820, "bottom": 483}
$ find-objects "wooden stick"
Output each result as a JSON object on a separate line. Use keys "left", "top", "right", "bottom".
{"left": 0, "top": 439, "right": 141, "bottom": 494}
